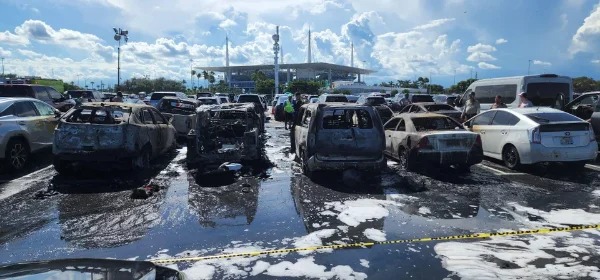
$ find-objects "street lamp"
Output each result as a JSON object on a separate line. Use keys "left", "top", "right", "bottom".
{"left": 1, "top": 57, "right": 4, "bottom": 77}
{"left": 272, "top": 26, "right": 280, "bottom": 97}
{"left": 528, "top": 59, "right": 532, "bottom": 75}
{"left": 113, "top": 27, "right": 129, "bottom": 91}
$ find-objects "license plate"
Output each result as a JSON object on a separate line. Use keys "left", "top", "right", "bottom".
{"left": 560, "top": 136, "right": 573, "bottom": 145}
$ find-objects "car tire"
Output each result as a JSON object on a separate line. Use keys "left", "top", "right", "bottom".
{"left": 300, "top": 150, "right": 313, "bottom": 178}
{"left": 398, "top": 147, "right": 414, "bottom": 171}
{"left": 53, "top": 158, "right": 74, "bottom": 175}
{"left": 5, "top": 138, "right": 30, "bottom": 171}
{"left": 133, "top": 147, "right": 151, "bottom": 170}
{"left": 502, "top": 145, "right": 521, "bottom": 170}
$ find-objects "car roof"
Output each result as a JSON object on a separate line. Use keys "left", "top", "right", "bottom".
{"left": 84, "top": 102, "right": 152, "bottom": 109}
{"left": 496, "top": 107, "right": 562, "bottom": 114}
{"left": 198, "top": 97, "right": 219, "bottom": 100}
{"left": 322, "top": 94, "right": 346, "bottom": 97}
{"left": 398, "top": 112, "right": 452, "bottom": 119}
{"left": 0, "top": 97, "right": 40, "bottom": 104}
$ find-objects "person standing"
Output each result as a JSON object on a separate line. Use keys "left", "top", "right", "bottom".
{"left": 491, "top": 95, "right": 508, "bottom": 109}
{"left": 518, "top": 92, "right": 533, "bottom": 108}
{"left": 290, "top": 92, "right": 304, "bottom": 154}
{"left": 461, "top": 92, "right": 480, "bottom": 121}
{"left": 284, "top": 95, "right": 294, "bottom": 130}
{"left": 398, "top": 93, "right": 411, "bottom": 110}
{"left": 112, "top": 91, "right": 124, "bottom": 102}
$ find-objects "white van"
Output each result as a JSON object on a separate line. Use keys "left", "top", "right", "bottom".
{"left": 456, "top": 74, "right": 573, "bottom": 110}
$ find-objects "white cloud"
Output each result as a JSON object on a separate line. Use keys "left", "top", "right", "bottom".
{"left": 219, "top": 19, "right": 237, "bottom": 29}
{"left": 0, "top": 30, "right": 29, "bottom": 45}
{"left": 569, "top": 3, "right": 600, "bottom": 55}
{"left": 467, "top": 43, "right": 497, "bottom": 53}
{"left": 0, "top": 47, "right": 11, "bottom": 57}
{"left": 478, "top": 62, "right": 500, "bottom": 69}
{"left": 466, "top": 52, "right": 497, "bottom": 62}
{"left": 413, "top": 18, "right": 456, "bottom": 30}
{"left": 310, "top": 0, "right": 343, "bottom": 14}
{"left": 532, "top": 60, "right": 551, "bottom": 66}
{"left": 495, "top": 38, "right": 508, "bottom": 45}
{"left": 591, "top": 59, "right": 600, "bottom": 64}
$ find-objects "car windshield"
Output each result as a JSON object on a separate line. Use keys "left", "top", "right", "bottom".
{"left": 151, "top": 93, "right": 177, "bottom": 100}
{"left": 412, "top": 117, "right": 462, "bottom": 131}
{"left": 237, "top": 95, "right": 260, "bottom": 103}
{"left": 366, "top": 97, "right": 386, "bottom": 105}
{"left": 159, "top": 100, "right": 196, "bottom": 114}
{"left": 321, "top": 108, "right": 373, "bottom": 129}
{"left": 64, "top": 107, "right": 129, "bottom": 124}
{"left": 424, "top": 104, "right": 455, "bottom": 111}
{"left": 0, "top": 86, "right": 30, "bottom": 97}
{"left": 198, "top": 98, "right": 218, "bottom": 105}
{"left": 412, "top": 95, "right": 434, "bottom": 102}
{"left": 525, "top": 112, "right": 582, "bottom": 123}
{"left": 325, "top": 96, "right": 348, "bottom": 102}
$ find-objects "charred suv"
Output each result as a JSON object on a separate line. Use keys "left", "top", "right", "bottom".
{"left": 53, "top": 102, "right": 176, "bottom": 174}
{"left": 187, "top": 103, "right": 263, "bottom": 170}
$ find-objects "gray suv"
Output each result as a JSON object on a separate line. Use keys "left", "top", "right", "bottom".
{"left": 0, "top": 84, "right": 72, "bottom": 112}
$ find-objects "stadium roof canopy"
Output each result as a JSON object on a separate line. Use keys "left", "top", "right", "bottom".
{"left": 195, "top": 62, "right": 375, "bottom": 75}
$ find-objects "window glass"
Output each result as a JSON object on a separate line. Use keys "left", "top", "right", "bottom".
{"left": 526, "top": 83, "right": 570, "bottom": 107}
{"left": 0, "top": 105, "right": 14, "bottom": 117}
{"left": 302, "top": 110, "right": 312, "bottom": 127}
{"left": 411, "top": 95, "right": 434, "bottom": 103}
{"left": 325, "top": 96, "right": 348, "bottom": 102}
{"left": 412, "top": 117, "right": 462, "bottom": 131}
{"left": 423, "top": 104, "right": 455, "bottom": 112}
{"left": 33, "top": 87, "right": 50, "bottom": 101}
{"left": 409, "top": 106, "right": 421, "bottom": 113}
{"left": 525, "top": 112, "right": 582, "bottom": 124}
{"left": 151, "top": 109, "right": 167, "bottom": 124}
{"left": 474, "top": 84, "right": 517, "bottom": 104}
{"left": 13, "top": 102, "right": 38, "bottom": 117}
{"left": 366, "top": 97, "right": 386, "bottom": 105}
{"left": 397, "top": 119, "right": 406, "bottom": 131}
{"left": 472, "top": 111, "right": 496, "bottom": 125}
{"left": 33, "top": 101, "right": 55, "bottom": 116}
{"left": 399, "top": 105, "right": 411, "bottom": 114}
{"left": 491, "top": 111, "right": 520, "bottom": 126}
{"left": 0, "top": 86, "right": 34, "bottom": 98}
{"left": 322, "top": 109, "right": 373, "bottom": 129}
{"left": 46, "top": 87, "right": 63, "bottom": 100}
{"left": 143, "top": 109, "right": 155, "bottom": 124}
{"left": 384, "top": 118, "right": 400, "bottom": 130}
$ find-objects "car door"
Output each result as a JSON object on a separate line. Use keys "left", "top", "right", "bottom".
{"left": 296, "top": 108, "right": 312, "bottom": 154}
{"left": 12, "top": 101, "right": 45, "bottom": 151}
{"left": 489, "top": 111, "right": 521, "bottom": 155}
{"left": 31, "top": 100, "right": 60, "bottom": 145}
{"left": 383, "top": 117, "right": 400, "bottom": 155}
{"left": 469, "top": 111, "right": 497, "bottom": 154}
{"left": 141, "top": 108, "right": 162, "bottom": 157}
{"left": 150, "top": 108, "right": 172, "bottom": 154}
{"left": 391, "top": 119, "right": 407, "bottom": 159}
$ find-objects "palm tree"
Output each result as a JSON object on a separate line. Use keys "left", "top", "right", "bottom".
{"left": 190, "top": 70, "right": 196, "bottom": 88}
{"left": 196, "top": 73, "right": 201, "bottom": 89}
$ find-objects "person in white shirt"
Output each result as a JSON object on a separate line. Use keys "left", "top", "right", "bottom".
{"left": 398, "top": 93, "right": 411, "bottom": 110}
{"left": 461, "top": 92, "right": 480, "bottom": 121}
{"left": 518, "top": 92, "right": 533, "bottom": 108}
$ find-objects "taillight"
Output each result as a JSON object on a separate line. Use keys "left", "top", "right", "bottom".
{"left": 531, "top": 127, "right": 541, "bottom": 144}
{"left": 417, "top": 137, "right": 432, "bottom": 149}
{"left": 589, "top": 124, "right": 595, "bottom": 143}
{"left": 475, "top": 135, "right": 482, "bottom": 146}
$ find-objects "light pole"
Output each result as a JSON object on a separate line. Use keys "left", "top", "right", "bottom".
{"left": 1, "top": 57, "right": 4, "bottom": 77}
{"left": 272, "top": 26, "right": 280, "bottom": 98}
{"left": 528, "top": 59, "right": 532, "bottom": 75}
{"left": 113, "top": 27, "right": 129, "bottom": 91}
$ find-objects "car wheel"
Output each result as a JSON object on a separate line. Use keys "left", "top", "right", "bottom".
{"left": 133, "top": 148, "right": 151, "bottom": 170}
{"left": 53, "top": 158, "right": 74, "bottom": 175}
{"left": 502, "top": 145, "right": 521, "bottom": 170}
{"left": 398, "top": 147, "right": 413, "bottom": 171}
{"left": 301, "top": 150, "right": 313, "bottom": 178}
{"left": 5, "top": 139, "right": 30, "bottom": 171}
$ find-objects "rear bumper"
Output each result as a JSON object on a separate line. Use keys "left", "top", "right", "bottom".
{"left": 411, "top": 146, "right": 483, "bottom": 166}
{"left": 54, "top": 149, "right": 138, "bottom": 162}
{"left": 307, "top": 154, "right": 386, "bottom": 172}
{"left": 519, "top": 141, "right": 598, "bottom": 164}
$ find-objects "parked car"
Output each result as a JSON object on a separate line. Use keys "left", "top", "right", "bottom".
{"left": 216, "top": 95, "right": 230, "bottom": 104}
{"left": 235, "top": 94, "right": 267, "bottom": 129}
{"left": 389, "top": 93, "right": 434, "bottom": 112}
{"left": 53, "top": 102, "right": 177, "bottom": 174}
{"left": 464, "top": 108, "right": 597, "bottom": 169}
{"left": 292, "top": 103, "right": 386, "bottom": 178}
{"left": 383, "top": 113, "right": 483, "bottom": 172}
{"left": 446, "top": 95, "right": 459, "bottom": 107}
{"left": 156, "top": 97, "right": 199, "bottom": 138}
{"left": 309, "top": 97, "right": 319, "bottom": 103}
{"left": 0, "top": 98, "right": 61, "bottom": 170}
{"left": 272, "top": 95, "right": 289, "bottom": 122}
{"left": 356, "top": 95, "right": 394, "bottom": 124}
{"left": 317, "top": 94, "right": 349, "bottom": 103}
{"left": 197, "top": 97, "right": 222, "bottom": 106}
{"left": 0, "top": 84, "right": 72, "bottom": 112}
{"left": 148, "top": 91, "right": 188, "bottom": 107}
{"left": 187, "top": 103, "right": 263, "bottom": 171}
{"left": 561, "top": 91, "right": 600, "bottom": 144}
{"left": 65, "top": 90, "right": 104, "bottom": 103}
{"left": 398, "top": 102, "right": 462, "bottom": 121}
{"left": 196, "top": 92, "right": 212, "bottom": 98}
{"left": 345, "top": 95, "right": 359, "bottom": 103}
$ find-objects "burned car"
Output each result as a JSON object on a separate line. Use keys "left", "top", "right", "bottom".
{"left": 156, "top": 96, "right": 199, "bottom": 138}
{"left": 53, "top": 102, "right": 177, "bottom": 174}
{"left": 293, "top": 103, "right": 386, "bottom": 178}
{"left": 187, "top": 103, "right": 263, "bottom": 171}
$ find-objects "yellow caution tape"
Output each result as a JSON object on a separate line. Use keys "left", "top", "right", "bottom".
{"left": 150, "top": 224, "right": 600, "bottom": 265}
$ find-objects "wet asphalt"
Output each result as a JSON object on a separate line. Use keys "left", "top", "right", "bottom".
{"left": 1, "top": 119, "right": 600, "bottom": 279}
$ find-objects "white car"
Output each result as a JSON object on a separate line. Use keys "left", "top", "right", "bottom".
{"left": 465, "top": 107, "right": 597, "bottom": 169}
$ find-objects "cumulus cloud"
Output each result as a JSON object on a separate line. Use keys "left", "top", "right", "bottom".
{"left": 478, "top": 62, "right": 500, "bottom": 69}
{"left": 310, "top": 0, "right": 343, "bottom": 14}
{"left": 219, "top": 19, "right": 237, "bottom": 29}
{"left": 0, "top": 47, "right": 11, "bottom": 57}
{"left": 532, "top": 60, "right": 551, "bottom": 66}
{"left": 466, "top": 43, "right": 498, "bottom": 63}
{"left": 495, "top": 38, "right": 508, "bottom": 45}
{"left": 592, "top": 59, "right": 600, "bottom": 64}
{"left": 467, "top": 43, "right": 497, "bottom": 53}
{"left": 467, "top": 52, "right": 496, "bottom": 62}
{"left": 413, "top": 18, "right": 456, "bottom": 30}
{"left": 569, "top": 3, "right": 600, "bottom": 55}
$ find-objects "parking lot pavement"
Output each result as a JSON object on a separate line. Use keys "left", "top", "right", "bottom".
{"left": 1, "top": 120, "right": 600, "bottom": 279}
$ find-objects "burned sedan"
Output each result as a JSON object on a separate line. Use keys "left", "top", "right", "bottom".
{"left": 187, "top": 103, "right": 263, "bottom": 171}
{"left": 384, "top": 113, "right": 483, "bottom": 172}
{"left": 156, "top": 97, "right": 198, "bottom": 138}
{"left": 53, "top": 102, "right": 177, "bottom": 174}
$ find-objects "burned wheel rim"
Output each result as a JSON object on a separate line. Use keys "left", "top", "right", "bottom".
{"left": 398, "top": 149, "right": 408, "bottom": 170}
{"left": 503, "top": 146, "right": 519, "bottom": 168}
{"left": 9, "top": 143, "right": 27, "bottom": 170}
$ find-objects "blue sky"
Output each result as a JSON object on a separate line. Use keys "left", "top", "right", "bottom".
{"left": 1, "top": 0, "right": 600, "bottom": 88}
